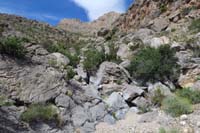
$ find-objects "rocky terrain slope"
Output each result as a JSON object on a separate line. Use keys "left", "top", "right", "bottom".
{"left": 0, "top": 0, "right": 200, "bottom": 133}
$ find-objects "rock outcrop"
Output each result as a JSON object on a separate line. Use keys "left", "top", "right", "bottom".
{"left": 58, "top": 12, "right": 120, "bottom": 36}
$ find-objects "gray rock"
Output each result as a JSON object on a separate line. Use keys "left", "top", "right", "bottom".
{"left": 79, "top": 122, "right": 96, "bottom": 133}
{"left": 48, "top": 52, "right": 70, "bottom": 67}
{"left": 99, "top": 84, "right": 123, "bottom": 96}
{"left": 76, "top": 65, "right": 87, "bottom": 80}
{"left": 150, "top": 36, "right": 170, "bottom": 48}
{"left": 55, "top": 94, "right": 75, "bottom": 108}
{"left": 117, "top": 44, "right": 132, "bottom": 60}
{"left": 115, "top": 108, "right": 128, "bottom": 120}
{"left": 120, "top": 60, "right": 131, "bottom": 69}
{"left": 93, "top": 62, "right": 131, "bottom": 85}
{"left": 0, "top": 106, "right": 31, "bottom": 133}
{"left": 105, "top": 92, "right": 128, "bottom": 111}
{"left": 151, "top": 18, "right": 169, "bottom": 32}
{"left": 16, "top": 66, "right": 65, "bottom": 103}
{"left": 192, "top": 81, "right": 200, "bottom": 91}
{"left": 103, "top": 114, "right": 116, "bottom": 125}
{"left": 122, "top": 84, "right": 145, "bottom": 102}
{"left": 148, "top": 82, "right": 172, "bottom": 98}
{"left": 71, "top": 106, "right": 89, "bottom": 127}
{"left": 131, "top": 97, "right": 149, "bottom": 109}
{"left": 138, "top": 111, "right": 158, "bottom": 123}
{"left": 89, "top": 102, "right": 106, "bottom": 121}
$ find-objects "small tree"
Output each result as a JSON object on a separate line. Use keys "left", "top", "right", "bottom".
{"left": 128, "top": 45, "right": 179, "bottom": 84}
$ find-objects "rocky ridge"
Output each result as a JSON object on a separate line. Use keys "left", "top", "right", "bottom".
{"left": 57, "top": 12, "right": 120, "bottom": 36}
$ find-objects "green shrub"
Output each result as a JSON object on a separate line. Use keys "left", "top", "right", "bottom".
{"left": 151, "top": 88, "right": 165, "bottom": 106}
{"left": 162, "top": 96, "right": 193, "bottom": 117}
{"left": 159, "top": 127, "right": 167, "bottom": 133}
{"left": 83, "top": 49, "right": 105, "bottom": 73}
{"left": 189, "top": 18, "right": 200, "bottom": 33}
{"left": 160, "top": 4, "right": 167, "bottom": 13}
{"left": 21, "top": 104, "right": 59, "bottom": 123}
{"left": 176, "top": 88, "right": 200, "bottom": 104}
{"left": 65, "top": 66, "right": 76, "bottom": 80}
{"left": 0, "top": 37, "right": 26, "bottom": 58}
{"left": 128, "top": 45, "right": 179, "bottom": 84}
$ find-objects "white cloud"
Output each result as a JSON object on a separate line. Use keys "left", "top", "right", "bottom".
{"left": 71, "top": 0, "right": 126, "bottom": 21}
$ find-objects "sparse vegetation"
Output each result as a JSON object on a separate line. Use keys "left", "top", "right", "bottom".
{"left": 159, "top": 127, "right": 180, "bottom": 133}
{"left": 188, "top": 18, "right": 200, "bottom": 33}
{"left": 83, "top": 48, "right": 105, "bottom": 74}
{"left": 151, "top": 88, "right": 165, "bottom": 106}
{"left": 128, "top": 45, "right": 179, "bottom": 84}
{"left": 21, "top": 104, "right": 59, "bottom": 124}
{"left": 44, "top": 42, "right": 79, "bottom": 67}
{"left": 0, "top": 36, "right": 27, "bottom": 58}
{"left": 176, "top": 88, "right": 200, "bottom": 104}
{"left": 65, "top": 66, "right": 76, "bottom": 80}
{"left": 0, "top": 96, "right": 13, "bottom": 106}
{"left": 162, "top": 96, "right": 193, "bottom": 117}
{"left": 160, "top": 4, "right": 167, "bottom": 13}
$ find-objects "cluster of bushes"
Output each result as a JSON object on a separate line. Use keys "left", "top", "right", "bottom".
{"left": 128, "top": 45, "right": 179, "bottom": 84}
{"left": 21, "top": 104, "right": 61, "bottom": 125}
{"left": 162, "top": 96, "right": 193, "bottom": 117}
{"left": 176, "top": 88, "right": 200, "bottom": 104}
{"left": 0, "top": 36, "right": 28, "bottom": 58}
{"left": 151, "top": 87, "right": 200, "bottom": 117}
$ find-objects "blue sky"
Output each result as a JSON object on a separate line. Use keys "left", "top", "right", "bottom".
{"left": 0, "top": 0, "right": 133, "bottom": 25}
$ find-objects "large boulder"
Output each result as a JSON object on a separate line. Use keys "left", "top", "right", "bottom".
{"left": 117, "top": 44, "right": 133, "bottom": 60}
{"left": 48, "top": 52, "right": 70, "bottom": 67}
{"left": 148, "top": 82, "right": 173, "bottom": 98}
{"left": 92, "top": 62, "right": 131, "bottom": 85}
{"left": 15, "top": 66, "right": 66, "bottom": 103}
{"left": 105, "top": 92, "right": 128, "bottom": 111}
{"left": 150, "top": 18, "right": 169, "bottom": 32}
{"left": 150, "top": 36, "right": 170, "bottom": 48}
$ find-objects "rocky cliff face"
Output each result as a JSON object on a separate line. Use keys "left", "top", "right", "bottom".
{"left": 0, "top": 0, "right": 200, "bottom": 133}
{"left": 57, "top": 12, "right": 120, "bottom": 36}
{"left": 114, "top": 0, "right": 200, "bottom": 32}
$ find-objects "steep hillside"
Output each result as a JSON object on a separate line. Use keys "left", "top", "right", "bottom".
{"left": 114, "top": 0, "right": 200, "bottom": 32}
{"left": 0, "top": 0, "right": 200, "bottom": 133}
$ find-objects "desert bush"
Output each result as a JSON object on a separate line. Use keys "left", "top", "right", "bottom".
{"left": 0, "top": 36, "right": 27, "bottom": 58}
{"left": 83, "top": 49, "right": 105, "bottom": 73}
{"left": 176, "top": 88, "right": 200, "bottom": 104}
{"left": 189, "top": 18, "right": 200, "bottom": 33}
{"left": 128, "top": 45, "right": 179, "bottom": 84}
{"left": 162, "top": 96, "right": 193, "bottom": 117}
{"left": 21, "top": 104, "right": 59, "bottom": 123}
